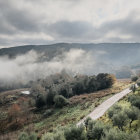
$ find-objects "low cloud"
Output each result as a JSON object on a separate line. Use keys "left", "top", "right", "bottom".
{"left": 0, "top": 49, "right": 114, "bottom": 88}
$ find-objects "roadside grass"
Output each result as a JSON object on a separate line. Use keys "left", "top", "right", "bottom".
{"left": 100, "top": 87, "right": 140, "bottom": 132}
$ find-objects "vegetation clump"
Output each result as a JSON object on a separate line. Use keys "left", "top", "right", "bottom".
{"left": 131, "top": 76, "right": 138, "bottom": 82}
{"left": 31, "top": 72, "right": 116, "bottom": 108}
{"left": 54, "top": 95, "right": 69, "bottom": 108}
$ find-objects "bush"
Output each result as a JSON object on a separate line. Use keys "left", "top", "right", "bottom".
{"left": 101, "top": 129, "right": 133, "bottom": 140}
{"left": 137, "top": 80, "right": 140, "bottom": 87}
{"left": 125, "top": 107, "right": 140, "bottom": 128}
{"left": 30, "top": 84, "right": 45, "bottom": 97}
{"left": 64, "top": 125, "right": 87, "bottom": 140}
{"left": 131, "top": 76, "right": 138, "bottom": 82}
{"left": 18, "top": 132, "right": 29, "bottom": 140}
{"left": 130, "top": 84, "right": 136, "bottom": 93}
{"left": 41, "top": 133, "right": 54, "bottom": 140}
{"left": 112, "top": 111, "right": 128, "bottom": 131}
{"left": 28, "top": 133, "right": 37, "bottom": 140}
{"left": 108, "top": 104, "right": 122, "bottom": 119}
{"left": 128, "top": 95, "right": 140, "bottom": 109}
{"left": 97, "top": 73, "right": 116, "bottom": 89}
{"left": 54, "top": 95, "right": 69, "bottom": 108}
{"left": 41, "top": 132, "right": 65, "bottom": 140}
{"left": 84, "top": 117, "right": 92, "bottom": 129}
{"left": 18, "top": 132, "right": 37, "bottom": 140}
{"left": 35, "top": 94, "right": 46, "bottom": 108}
{"left": 46, "top": 89, "right": 56, "bottom": 106}
{"left": 43, "top": 109, "right": 53, "bottom": 118}
{"left": 53, "top": 132, "right": 65, "bottom": 140}
{"left": 87, "top": 120, "right": 107, "bottom": 140}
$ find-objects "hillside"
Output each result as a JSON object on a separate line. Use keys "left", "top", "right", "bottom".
{"left": 0, "top": 79, "right": 131, "bottom": 139}
{"left": 0, "top": 43, "right": 140, "bottom": 66}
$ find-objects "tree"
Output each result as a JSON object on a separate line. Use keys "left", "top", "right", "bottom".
{"left": 30, "top": 84, "right": 45, "bottom": 97}
{"left": 54, "top": 95, "right": 69, "bottom": 108}
{"left": 131, "top": 76, "right": 138, "bottom": 82}
{"left": 87, "top": 76, "right": 99, "bottom": 92}
{"left": 46, "top": 87, "right": 57, "bottom": 106}
{"left": 84, "top": 117, "right": 92, "bottom": 130}
{"left": 35, "top": 94, "right": 46, "bottom": 108}
{"left": 97, "top": 73, "right": 116, "bottom": 89}
{"left": 108, "top": 105, "right": 122, "bottom": 119}
{"left": 59, "top": 84, "right": 73, "bottom": 98}
{"left": 64, "top": 125, "right": 87, "bottom": 140}
{"left": 125, "top": 107, "right": 140, "bottom": 128}
{"left": 130, "top": 84, "right": 136, "bottom": 93}
{"left": 137, "top": 79, "right": 140, "bottom": 87}
{"left": 87, "top": 120, "right": 106, "bottom": 140}
{"left": 101, "top": 129, "right": 133, "bottom": 140}
{"left": 112, "top": 112, "right": 128, "bottom": 131}
{"left": 18, "top": 132, "right": 29, "bottom": 140}
{"left": 128, "top": 95, "right": 140, "bottom": 109}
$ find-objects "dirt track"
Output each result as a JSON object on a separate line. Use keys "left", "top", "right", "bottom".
{"left": 77, "top": 86, "right": 135, "bottom": 126}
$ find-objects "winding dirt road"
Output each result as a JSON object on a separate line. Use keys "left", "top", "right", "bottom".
{"left": 77, "top": 85, "right": 136, "bottom": 126}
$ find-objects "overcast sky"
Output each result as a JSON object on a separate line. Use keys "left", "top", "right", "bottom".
{"left": 0, "top": 0, "right": 140, "bottom": 48}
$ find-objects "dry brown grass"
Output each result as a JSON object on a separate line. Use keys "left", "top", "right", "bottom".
{"left": 69, "top": 80, "right": 131, "bottom": 105}
{"left": 0, "top": 79, "right": 131, "bottom": 139}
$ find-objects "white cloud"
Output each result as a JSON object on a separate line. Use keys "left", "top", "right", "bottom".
{"left": 0, "top": 0, "right": 140, "bottom": 47}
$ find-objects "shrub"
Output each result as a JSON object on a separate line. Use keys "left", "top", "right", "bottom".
{"left": 46, "top": 89, "right": 56, "bottom": 106}
{"left": 35, "top": 94, "right": 46, "bottom": 108}
{"left": 64, "top": 125, "right": 87, "bottom": 140}
{"left": 101, "top": 129, "right": 133, "bottom": 140}
{"left": 125, "top": 107, "right": 140, "bottom": 128}
{"left": 137, "top": 79, "right": 140, "bottom": 87}
{"left": 41, "top": 133, "right": 54, "bottom": 140}
{"left": 41, "top": 132, "right": 65, "bottom": 140}
{"left": 30, "top": 84, "right": 45, "bottom": 97}
{"left": 97, "top": 73, "right": 116, "bottom": 89}
{"left": 130, "top": 84, "right": 136, "bottom": 93}
{"left": 108, "top": 104, "right": 122, "bottom": 119}
{"left": 54, "top": 95, "right": 69, "bottom": 108}
{"left": 43, "top": 109, "right": 53, "bottom": 118}
{"left": 18, "top": 132, "right": 37, "bottom": 140}
{"left": 112, "top": 111, "right": 128, "bottom": 131}
{"left": 131, "top": 76, "right": 138, "bottom": 82}
{"left": 18, "top": 132, "right": 29, "bottom": 140}
{"left": 53, "top": 132, "right": 65, "bottom": 140}
{"left": 87, "top": 120, "right": 107, "bottom": 140}
{"left": 28, "top": 133, "right": 37, "bottom": 140}
{"left": 84, "top": 117, "right": 92, "bottom": 129}
{"left": 128, "top": 95, "right": 140, "bottom": 109}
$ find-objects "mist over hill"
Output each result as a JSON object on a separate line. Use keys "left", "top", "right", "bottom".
{"left": 0, "top": 43, "right": 140, "bottom": 91}
{"left": 0, "top": 43, "right": 140, "bottom": 65}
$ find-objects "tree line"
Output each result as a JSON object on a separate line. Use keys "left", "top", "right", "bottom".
{"left": 30, "top": 72, "right": 116, "bottom": 108}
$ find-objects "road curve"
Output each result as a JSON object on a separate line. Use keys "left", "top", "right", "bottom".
{"left": 77, "top": 86, "right": 135, "bottom": 126}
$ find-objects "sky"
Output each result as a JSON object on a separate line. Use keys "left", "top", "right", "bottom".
{"left": 0, "top": 0, "right": 140, "bottom": 48}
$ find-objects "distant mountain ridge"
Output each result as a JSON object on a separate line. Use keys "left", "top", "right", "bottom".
{"left": 0, "top": 43, "right": 140, "bottom": 68}
{"left": 0, "top": 43, "right": 140, "bottom": 57}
